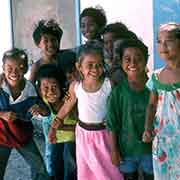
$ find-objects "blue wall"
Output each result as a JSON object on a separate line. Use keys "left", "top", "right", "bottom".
{"left": 153, "top": 0, "right": 180, "bottom": 69}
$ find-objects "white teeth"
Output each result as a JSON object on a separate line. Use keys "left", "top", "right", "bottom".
{"left": 129, "top": 68, "right": 137, "bottom": 71}
{"left": 10, "top": 77, "right": 18, "bottom": 81}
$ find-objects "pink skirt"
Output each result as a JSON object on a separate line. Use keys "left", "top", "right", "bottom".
{"left": 75, "top": 124, "right": 124, "bottom": 180}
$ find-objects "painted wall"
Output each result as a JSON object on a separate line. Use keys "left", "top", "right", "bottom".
{"left": 0, "top": 1, "right": 13, "bottom": 72}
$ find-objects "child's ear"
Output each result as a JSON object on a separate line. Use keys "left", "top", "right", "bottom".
{"left": 75, "top": 62, "right": 83, "bottom": 79}
{"left": 2, "top": 64, "right": 5, "bottom": 71}
{"left": 75, "top": 62, "right": 80, "bottom": 71}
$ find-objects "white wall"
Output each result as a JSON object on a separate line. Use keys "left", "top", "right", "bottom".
{"left": 0, "top": 0, "right": 13, "bottom": 72}
{"left": 80, "top": 0, "right": 154, "bottom": 71}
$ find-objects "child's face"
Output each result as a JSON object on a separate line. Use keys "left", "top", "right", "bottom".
{"left": 3, "top": 58, "right": 26, "bottom": 87}
{"left": 121, "top": 47, "right": 146, "bottom": 78}
{"left": 103, "top": 32, "right": 115, "bottom": 57}
{"left": 157, "top": 30, "right": 180, "bottom": 62}
{"left": 78, "top": 53, "right": 104, "bottom": 81}
{"left": 39, "top": 78, "right": 61, "bottom": 104}
{"left": 80, "top": 16, "right": 98, "bottom": 40}
{"left": 38, "top": 34, "right": 59, "bottom": 58}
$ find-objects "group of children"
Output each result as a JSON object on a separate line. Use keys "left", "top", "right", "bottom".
{"left": 0, "top": 5, "right": 180, "bottom": 180}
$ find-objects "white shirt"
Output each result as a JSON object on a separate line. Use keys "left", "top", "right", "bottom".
{"left": 74, "top": 78, "right": 111, "bottom": 124}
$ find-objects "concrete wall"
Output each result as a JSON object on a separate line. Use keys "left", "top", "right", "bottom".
{"left": 12, "top": 0, "right": 77, "bottom": 63}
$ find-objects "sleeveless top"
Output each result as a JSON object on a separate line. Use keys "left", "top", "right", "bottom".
{"left": 74, "top": 78, "right": 111, "bottom": 124}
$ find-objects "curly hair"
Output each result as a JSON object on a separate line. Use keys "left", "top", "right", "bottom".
{"left": 113, "top": 38, "right": 149, "bottom": 64}
{"left": 101, "top": 22, "right": 128, "bottom": 39}
{"left": 33, "top": 19, "right": 63, "bottom": 46}
{"left": 2, "top": 48, "right": 28, "bottom": 73}
{"left": 80, "top": 7, "right": 107, "bottom": 30}
{"left": 77, "top": 40, "right": 104, "bottom": 64}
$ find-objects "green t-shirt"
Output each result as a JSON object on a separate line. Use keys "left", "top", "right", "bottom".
{"left": 107, "top": 79, "right": 152, "bottom": 156}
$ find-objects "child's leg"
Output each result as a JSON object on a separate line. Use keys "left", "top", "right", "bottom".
{"left": 63, "top": 142, "right": 77, "bottom": 180}
{"left": 0, "top": 146, "right": 11, "bottom": 179}
{"left": 123, "top": 171, "right": 138, "bottom": 180}
{"left": 17, "top": 139, "right": 50, "bottom": 180}
{"left": 44, "top": 143, "right": 57, "bottom": 177}
{"left": 76, "top": 124, "right": 123, "bottom": 180}
{"left": 143, "top": 172, "right": 154, "bottom": 180}
{"left": 53, "top": 143, "right": 64, "bottom": 180}
{"left": 119, "top": 156, "right": 138, "bottom": 180}
{"left": 140, "top": 154, "right": 154, "bottom": 180}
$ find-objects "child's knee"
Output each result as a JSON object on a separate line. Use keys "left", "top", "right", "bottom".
{"left": 124, "top": 171, "right": 138, "bottom": 180}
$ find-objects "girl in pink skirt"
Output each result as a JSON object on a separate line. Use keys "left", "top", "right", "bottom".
{"left": 49, "top": 41, "right": 124, "bottom": 180}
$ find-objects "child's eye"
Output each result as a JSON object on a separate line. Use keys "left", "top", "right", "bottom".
{"left": 157, "top": 39, "right": 161, "bottom": 44}
{"left": 123, "top": 57, "right": 130, "bottom": 63}
{"left": 87, "top": 64, "right": 93, "bottom": 68}
{"left": 96, "top": 63, "right": 103, "bottom": 68}
{"left": 43, "top": 38, "right": 49, "bottom": 43}
{"left": 80, "top": 23, "right": 85, "bottom": 28}
{"left": 7, "top": 67, "right": 12, "bottom": 72}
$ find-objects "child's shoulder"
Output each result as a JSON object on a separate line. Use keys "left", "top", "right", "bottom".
{"left": 24, "top": 80, "right": 37, "bottom": 97}
{"left": 30, "top": 59, "right": 41, "bottom": 72}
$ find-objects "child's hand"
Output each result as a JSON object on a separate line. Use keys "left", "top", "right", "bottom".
{"left": 63, "top": 91, "right": 71, "bottom": 102}
{"left": 51, "top": 116, "right": 63, "bottom": 129}
{"left": 29, "top": 104, "right": 48, "bottom": 116}
{"left": 142, "top": 130, "right": 152, "bottom": 143}
{"left": 111, "top": 150, "right": 123, "bottom": 166}
{"left": 0, "top": 111, "right": 17, "bottom": 122}
{"left": 48, "top": 127, "right": 57, "bottom": 144}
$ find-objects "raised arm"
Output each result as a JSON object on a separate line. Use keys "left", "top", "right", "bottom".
{"left": 28, "top": 63, "right": 38, "bottom": 83}
{"left": 142, "top": 91, "right": 158, "bottom": 142}
{"left": 48, "top": 81, "right": 77, "bottom": 143}
{"left": 51, "top": 81, "right": 77, "bottom": 130}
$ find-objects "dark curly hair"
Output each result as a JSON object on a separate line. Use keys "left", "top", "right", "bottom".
{"left": 77, "top": 40, "right": 104, "bottom": 64}
{"left": 80, "top": 7, "right": 107, "bottom": 31}
{"left": 33, "top": 19, "right": 63, "bottom": 46}
{"left": 113, "top": 38, "right": 149, "bottom": 64}
{"left": 36, "top": 64, "right": 66, "bottom": 99}
{"left": 2, "top": 48, "right": 28, "bottom": 74}
{"left": 101, "top": 22, "right": 129, "bottom": 39}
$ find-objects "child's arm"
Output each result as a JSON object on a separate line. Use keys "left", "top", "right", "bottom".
{"left": 109, "top": 131, "right": 122, "bottom": 166}
{"left": 142, "top": 91, "right": 158, "bottom": 143}
{"left": 48, "top": 82, "right": 77, "bottom": 143}
{"left": 0, "top": 111, "right": 17, "bottom": 122}
{"left": 28, "top": 63, "right": 38, "bottom": 83}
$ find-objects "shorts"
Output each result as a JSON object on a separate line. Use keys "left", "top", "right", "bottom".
{"left": 119, "top": 154, "right": 153, "bottom": 175}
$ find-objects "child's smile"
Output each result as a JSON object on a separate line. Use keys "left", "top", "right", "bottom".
{"left": 3, "top": 59, "right": 25, "bottom": 87}
{"left": 121, "top": 47, "right": 146, "bottom": 79}
{"left": 40, "top": 78, "right": 61, "bottom": 104}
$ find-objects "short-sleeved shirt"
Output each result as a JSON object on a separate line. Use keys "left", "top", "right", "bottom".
{"left": 107, "top": 79, "right": 152, "bottom": 156}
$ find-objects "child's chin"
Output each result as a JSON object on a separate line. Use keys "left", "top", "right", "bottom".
{"left": 48, "top": 99, "right": 58, "bottom": 104}
{"left": 7, "top": 80, "right": 19, "bottom": 87}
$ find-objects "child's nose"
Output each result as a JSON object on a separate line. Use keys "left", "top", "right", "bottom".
{"left": 130, "top": 59, "right": 137, "bottom": 66}
{"left": 159, "top": 41, "right": 168, "bottom": 49}
{"left": 11, "top": 68, "right": 19, "bottom": 74}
